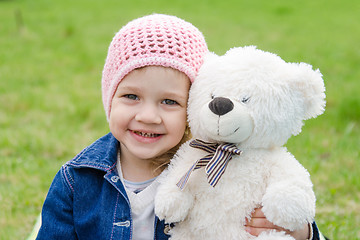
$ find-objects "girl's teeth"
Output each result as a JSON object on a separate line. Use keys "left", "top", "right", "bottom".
{"left": 134, "top": 131, "right": 159, "bottom": 138}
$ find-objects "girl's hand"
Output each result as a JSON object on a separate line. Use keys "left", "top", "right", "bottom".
{"left": 245, "top": 207, "right": 310, "bottom": 240}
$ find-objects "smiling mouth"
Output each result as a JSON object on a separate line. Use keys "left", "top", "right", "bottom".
{"left": 133, "top": 131, "right": 161, "bottom": 138}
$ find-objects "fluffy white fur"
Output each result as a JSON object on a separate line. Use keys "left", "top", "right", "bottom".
{"left": 155, "top": 46, "right": 325, "bottom": 240}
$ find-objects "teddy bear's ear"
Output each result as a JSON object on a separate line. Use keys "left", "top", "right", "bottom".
{"left": 203, "top": 51, "right": 219, "bottom": 63}
{"left": 289, "top": 62, "right": 326, "bottom": 120}
{"left": 195, "top": 51, "right": 219, "bottom": 79}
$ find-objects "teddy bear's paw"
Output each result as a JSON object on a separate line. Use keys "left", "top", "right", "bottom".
{"left": 155, "top": 185, "right": 193, "bottom": 223}
{"left": 256, "top": 230, "right": 295, "bottom": 240}
{"left": 262, "top": 185, "right": 315, "bottom": 230}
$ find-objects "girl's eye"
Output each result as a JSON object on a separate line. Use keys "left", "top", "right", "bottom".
{"left": 124, "top": 94, "right": 139, "bottom": 100}
{"left": 162, "top": 99, "right": 178, "bottom": 105}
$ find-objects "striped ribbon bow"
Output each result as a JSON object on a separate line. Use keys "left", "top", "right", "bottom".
{"left": 176, "top": 139, "right": 242, "bottom": 189}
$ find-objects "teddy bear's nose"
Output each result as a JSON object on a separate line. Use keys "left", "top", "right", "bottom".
{"left": 209, "top": 97, "right": 234, "bottom": 116}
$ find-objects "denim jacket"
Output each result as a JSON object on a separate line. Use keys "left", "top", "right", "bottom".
{"left": 36, "top": 132, "right": 169, "bottom": 240}
{"left": 37, "top": 132, "right": 323, "bottom": 240}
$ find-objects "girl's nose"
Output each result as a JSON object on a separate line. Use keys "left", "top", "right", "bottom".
{"left": 135, "top": 103, "right": 162, "bottom": 124}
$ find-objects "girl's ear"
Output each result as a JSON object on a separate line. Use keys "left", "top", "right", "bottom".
{"left": 288, "top": 62, "right": 326, "bottom": 120}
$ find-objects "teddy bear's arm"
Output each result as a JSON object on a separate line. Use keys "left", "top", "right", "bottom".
{"left": 261, "top": 149, "right": 316, "bottom": 231}
{"left": 155, "top": 143, "right": 198, "bottom": 223}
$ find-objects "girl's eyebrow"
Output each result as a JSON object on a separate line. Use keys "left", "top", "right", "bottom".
{"left": 115, "top": 85, "right": 140, "bottom": 93}
{"left": 116, "top": 85, "right": 188, "bottom": 102}
{"left": 163, "top": 91, "right": 188, "bottom": 101}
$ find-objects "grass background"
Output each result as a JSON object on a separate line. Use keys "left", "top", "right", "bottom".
{"left": 1, "top": 0, "right": 359, "bottom": 239}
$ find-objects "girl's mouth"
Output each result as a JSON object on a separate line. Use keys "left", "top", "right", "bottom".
{"left": 133, "top": 131, "right": 161, "bottom": 138}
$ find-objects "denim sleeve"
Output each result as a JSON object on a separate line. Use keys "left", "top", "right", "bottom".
{"left": 36, "top": 165, "right": 77, "bottom": 240}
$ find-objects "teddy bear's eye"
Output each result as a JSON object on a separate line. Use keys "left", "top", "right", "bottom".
{"left": 241, "top": 97, "right": 250, "bottom": 103}
{"left": 211, "top": 94, "right": 215, "bottom": 99}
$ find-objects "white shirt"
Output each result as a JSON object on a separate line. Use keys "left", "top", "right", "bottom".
{"left": 116, "top": 154, "right": 160, "bottom": 240}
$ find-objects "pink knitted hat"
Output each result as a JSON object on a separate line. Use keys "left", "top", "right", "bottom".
{"left": 102, "top": 14, "right": 208, "bottom": 120}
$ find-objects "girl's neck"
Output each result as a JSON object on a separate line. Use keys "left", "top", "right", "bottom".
{"left": 119, "top": 150, "right": 161, "bottom": 182}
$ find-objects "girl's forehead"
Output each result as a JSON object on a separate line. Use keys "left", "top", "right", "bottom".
{"left": 135, "top": 66, "right": 189, "bottom": 78}
{"left": 117, "top": 66, "right": 190, "bottom": 93}
{"left": 123, "top": 66, "right": 189, "bottom": 84}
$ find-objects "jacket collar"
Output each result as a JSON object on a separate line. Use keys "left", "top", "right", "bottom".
{"left": 68, "top": 132, "right": 119, "bottom": 172}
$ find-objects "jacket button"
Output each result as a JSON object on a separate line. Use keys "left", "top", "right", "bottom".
{"left": 111, "top": 176, "right": 119, "bottom": 183}
{"left": 113, "top": 220, "right": 130, "bottom": 227}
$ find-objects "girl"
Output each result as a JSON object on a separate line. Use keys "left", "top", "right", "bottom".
{"left": 36, "top": 14, "right": 324, "bottom": 240}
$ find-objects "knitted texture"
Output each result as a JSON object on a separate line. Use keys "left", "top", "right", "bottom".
{"left": 102, "top": 14, "right": 208, "bottom": 120}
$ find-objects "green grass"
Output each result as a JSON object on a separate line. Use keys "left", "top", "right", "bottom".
{"left": 1, "top": 0, "right": 359, "bottom": 239}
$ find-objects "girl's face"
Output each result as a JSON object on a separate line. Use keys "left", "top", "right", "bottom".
{"left": 109, "top": 66, "right": 190, "bottom": 170}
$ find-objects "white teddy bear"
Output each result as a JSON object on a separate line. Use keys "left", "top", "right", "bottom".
{"left": 155, "top": 46, "right": 326, "bottom": 240}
